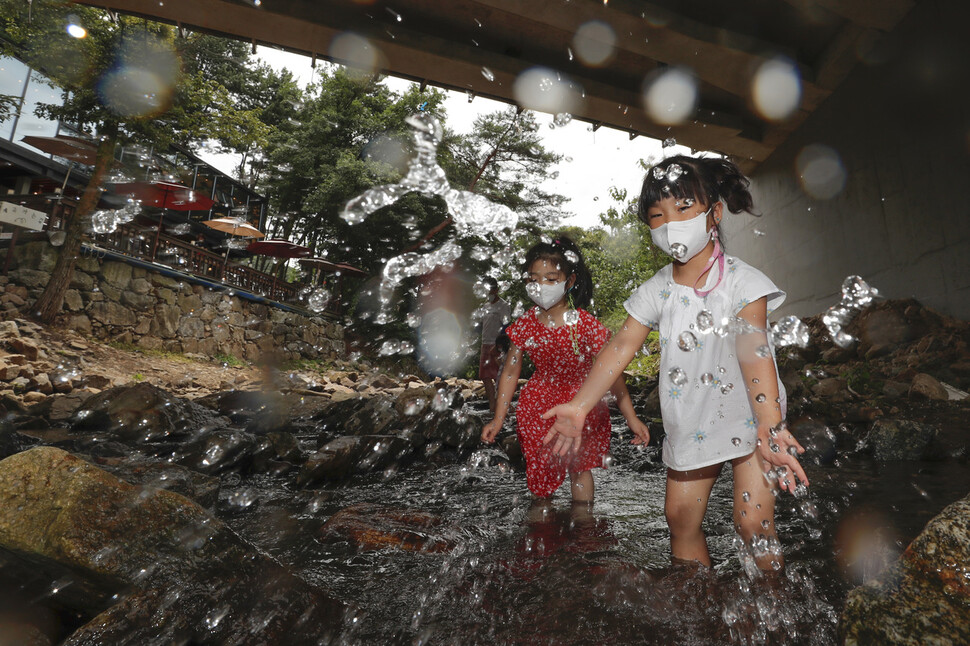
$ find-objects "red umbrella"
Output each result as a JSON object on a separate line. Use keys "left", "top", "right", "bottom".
{"left": 112, "top": 181, "right": 217, "bottom": 260}
{"left": 111, "top": 181, "right": 216, "bottom": 211}
{"left": 246, "top": 239, "right": 311, "bottom": 258}
{"left": 298, "top": 257, "right": 367, "bottom": 276}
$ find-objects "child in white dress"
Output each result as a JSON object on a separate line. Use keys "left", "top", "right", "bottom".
{"left": 542, "top": 155, "right": 808, "bottom": 571}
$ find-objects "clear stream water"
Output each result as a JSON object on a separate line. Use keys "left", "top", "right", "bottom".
{"left": 214, "top": 407, "right": 969, "bottom": 646}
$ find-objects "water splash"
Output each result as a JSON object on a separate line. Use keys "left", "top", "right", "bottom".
{"left": 340, "top": 113, "right": 518, "bottom": 236}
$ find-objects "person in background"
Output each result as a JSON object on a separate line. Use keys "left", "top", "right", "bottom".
{"left": 478, "top": 276, "right": 511, "bottom": 412}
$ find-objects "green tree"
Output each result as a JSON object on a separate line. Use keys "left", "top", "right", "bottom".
{"left": 571, "top": 184, "right": 668, "bottom": 331}
{"left": 0, "top": 1, "right": 284, "bottom": 322}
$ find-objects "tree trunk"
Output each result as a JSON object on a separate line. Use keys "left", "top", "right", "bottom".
{"left": 32, "top": 121, "right": 118, "bottom": 324}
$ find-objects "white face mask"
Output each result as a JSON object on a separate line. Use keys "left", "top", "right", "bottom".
{"left": 650, "top": 207, "right": 714, "bottom": 262}
{"left": 526, "top": 280, "right": 567, "bottom": 310}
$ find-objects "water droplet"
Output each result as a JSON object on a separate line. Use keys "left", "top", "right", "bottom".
{"left": 770, "top": 315, "right": 810, "bottom": 348}
{"left": 696, "top": 310, "right": 714, "bottom": 334}
{"left": 481, "top": 66, "right": 495, "bottom": 81}
{"left": 563, "top": 309, "right": 580, "bottom": 326}
{"left": 677, "top": 331, "right": 697, "bottom": 351}
{"left": 742, "top": 490, "right": 750, "bottom": 501}
{"left": 662, "top": 137, "right": 676, "bottom": 148}
{"left": 755, "top": 393, "right": 766, "bottom": 403}
{"left": 700, "top": 373, "right": 714, "bottom": 386}
{"left": 670, "top": 242, "right": 687, "bottom": 260}
{"left": 668, "top": 367, "right": 688, "bottom": 386}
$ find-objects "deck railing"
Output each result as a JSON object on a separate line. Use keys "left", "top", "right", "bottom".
{"left": 94, "top": 223, "right": 297, "bottom": 302}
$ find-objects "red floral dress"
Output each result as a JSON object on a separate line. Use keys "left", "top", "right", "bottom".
{"left": 505, "top": 308, "right": 612, "bottom": 497}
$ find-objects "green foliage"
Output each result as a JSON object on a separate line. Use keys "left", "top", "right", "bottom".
{"left": 131, "top": 373, "right": 145, "bottom": 382}
{"left": 566, "top": 203, "right": 668, "bottom": 333}
{"left": 215, "top": 353, "right": 245, "bottom": 368}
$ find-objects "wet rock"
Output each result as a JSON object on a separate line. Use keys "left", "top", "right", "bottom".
{"left": 69, "top": 383, "right": 222, "bottom": 442}
{"left": 311, "top": 395, "right": 366, "bottom": 433}
{"left": 909, "top": 373, "right": 948, "bottom": 401}
{"left": 500, "top": 433, "right": 526, "bottom": 470}
{"left": 431, "top": 413, "right": 484, "bottom": 450}
{"left": 789, "top": 418, "right": 837, "bottom": 465}
{"left": 0, "top": 447, "right": 346, "bottom": 644}
{"left": 297, "top": 435, "right": 413, "bottom": 486}
{"left": 318, "top": 502, "right": 458, "bottom": 552}
{"left": 841, "top": 492, "right": 970, "bottom": 646}
{"left": 343, "top": 395, "right": 401, "bottom": 436}
{"left": 251, "top": 431, "right": 303, "bottom": 472}
{"left": 868, "top": 419, "right": 940, "bottom": 461}
{"left": 90, "top": 457, "right": 221, "bottom": 508}
{"left": 181, "top": 429, "right": 258, "bottom": 474}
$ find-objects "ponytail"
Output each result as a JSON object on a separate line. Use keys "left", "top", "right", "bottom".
{"left": 638, "top": 154, "right": 758, "bottom": 220}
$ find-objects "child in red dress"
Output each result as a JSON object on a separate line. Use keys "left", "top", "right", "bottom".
{"left": 481, "top": 236, "right": 650, "bottom": 502}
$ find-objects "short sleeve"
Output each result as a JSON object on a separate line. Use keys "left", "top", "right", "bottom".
{"left": 623, "top": 271, "right": 667, "bottom": 329}
{"left": 730, "top": 261, "right": 786, "bottom": 316}
{"left": 505, "top": 315, "right": 528, "bottom": 350}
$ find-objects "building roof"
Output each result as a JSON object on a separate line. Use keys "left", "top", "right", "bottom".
{"left": 83, "top": 0, "right": 916, "bottom": 171}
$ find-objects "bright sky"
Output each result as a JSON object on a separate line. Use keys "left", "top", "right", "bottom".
{"left": 200, "top": 46, "right": 694, "bottom": 229}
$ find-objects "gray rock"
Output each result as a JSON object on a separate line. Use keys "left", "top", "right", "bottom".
{"left": 99, "top": 261, "right": 132, "bottom": 289}
{"left": 10, "top": 269, "right": 51, "bottom": 289}
{"left": 87, "top": 301, "right": 137, "bottom": 327}
{"left": 0, "top": 320, "right": 20, "bottom": 339}
{"left": 177, "top": 316, "right": 205, "bottom": 339}
{"left": 120, "top": 290, "right": 154, "bottom": 311}
{"left": 868, "top": 419, "right": 940, "bottom": 460}
{"left": 841, "top": 492, "right": 970, "bottom": 646}
{"left": 812, "top": 377, "right": 847, "bottom": 398}
{"left": 63, "top": 289, "right": 84, "bottom": 311}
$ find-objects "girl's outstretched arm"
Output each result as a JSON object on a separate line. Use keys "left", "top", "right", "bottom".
{"left": 610, "top": 375, "right": 650, "bottom": 446}
{"left": 481, "top": 344, "right": 524, "bottom": 443}
{"left": 541, "top": 316, "right": 651, "bottom": 454}
{"left": 736, "top": 297, "right": 809, "bottom": 494}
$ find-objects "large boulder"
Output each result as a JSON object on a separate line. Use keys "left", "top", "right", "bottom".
{"left": 841, "top": 492, "right": 970, "bottom": 645}
{"left": 69, "top": 383, "right": 222, "bottom": 442}
{"left": 0, "top": 447, "right": 346, "bottom": 644}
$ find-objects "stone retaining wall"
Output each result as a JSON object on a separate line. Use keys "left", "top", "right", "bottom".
{"left": 1, "top": 240, "right": 345, "bottom": 362}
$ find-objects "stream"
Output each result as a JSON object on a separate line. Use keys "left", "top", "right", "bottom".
{"left": 208, "top": 405, "right": 969, "bottom": 646}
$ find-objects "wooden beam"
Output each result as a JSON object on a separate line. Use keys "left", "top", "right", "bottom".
{"left": 781, "top": 0, "right": 915, "bottom": 32}
{"left": 80, "top": 0, "right": 774, "bottom": 163}
{"left": 467, "top": 0, "right": 831, "bottom": 111}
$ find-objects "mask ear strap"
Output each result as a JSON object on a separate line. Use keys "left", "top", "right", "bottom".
{"left": 693, "top": 230, "right": 724, "bottom": 297}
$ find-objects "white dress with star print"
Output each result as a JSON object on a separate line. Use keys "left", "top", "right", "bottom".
{"left": 624, "top": 256, "right": 787, "bottom": 471}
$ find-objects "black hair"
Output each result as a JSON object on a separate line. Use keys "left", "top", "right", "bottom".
{"left": 637, "top": 155, "right": 757, "bottom": 240}
{"left": 521, "top": 235, "right": 594, "bottom": 309}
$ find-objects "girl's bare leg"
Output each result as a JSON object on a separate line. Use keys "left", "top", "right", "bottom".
{"left": 569, "top": 470, "right": 594, "bottom": 503}
{"left": 731, "top": 451, "right": 781, "bottom": 570}
{"left": 665, "top": 463, "right": 722, "bottom": 566}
